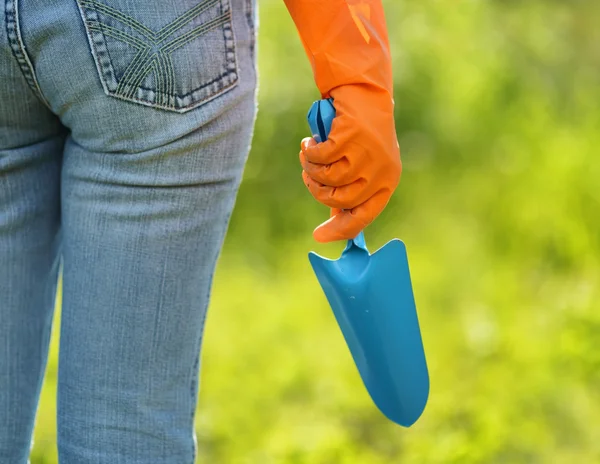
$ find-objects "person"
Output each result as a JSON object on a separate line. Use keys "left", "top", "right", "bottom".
{"left": 0, "top": 0, "right": 400, "bottom": 462}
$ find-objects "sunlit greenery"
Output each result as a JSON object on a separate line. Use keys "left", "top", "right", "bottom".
{"left": 31, "top": 1, "right": 599, "bottom": 462}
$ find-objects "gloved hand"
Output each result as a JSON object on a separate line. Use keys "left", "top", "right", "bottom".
{"left": 284, "top": 0, "right": 402, "bottom": 243}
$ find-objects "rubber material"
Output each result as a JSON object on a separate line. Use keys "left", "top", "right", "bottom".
{"left": 285, "top": 0, "right": 402, "bottom": 243}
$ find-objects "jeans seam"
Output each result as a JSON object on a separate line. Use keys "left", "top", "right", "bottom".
{"left": 245, "top": 0, "right": 255, "bottom": 60}
{"left": 4, "top": 0, "right": 53, "bottom": 110}
{"left": 188, "top": 207, "right": 234, "bottom": 463}
{"left": 189, "top": 350, "right": 200, "bottom": 463}
{"left": 220, "top": 0, "right": 239, "bottom": 102}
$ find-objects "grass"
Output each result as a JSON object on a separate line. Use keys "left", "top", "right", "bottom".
{"left": 28, "top": 0, "right": 600, "bottom": 462}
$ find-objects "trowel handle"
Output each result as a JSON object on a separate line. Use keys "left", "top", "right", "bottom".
{"left": 307, "top": 98, "right": 336, "bottom": 144}
{"left": 307, "top": 99, "right": 367, "bottom": 250}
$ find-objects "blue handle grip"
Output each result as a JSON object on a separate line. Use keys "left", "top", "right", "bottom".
{"left": 306, "top": 98, "right": 367, "bottom": 250}
{"left": 307, "top": 98, "right": 336, "bottom": 143}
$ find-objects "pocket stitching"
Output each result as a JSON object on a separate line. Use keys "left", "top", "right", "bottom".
{"left": 75, "top": 0, "right": 239, "bottom": 113}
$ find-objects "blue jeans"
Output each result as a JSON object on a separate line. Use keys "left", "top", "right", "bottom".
{"left": 0, "top": 0, "right": 257, "bottom": 462}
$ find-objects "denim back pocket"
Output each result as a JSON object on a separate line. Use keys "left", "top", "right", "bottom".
{"left": 75, "top": 0, "right": 238, "bottom": 113}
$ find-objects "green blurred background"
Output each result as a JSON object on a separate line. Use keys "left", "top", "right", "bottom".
{"left": 31, "top": 1, "right": 600, "bottom": 462}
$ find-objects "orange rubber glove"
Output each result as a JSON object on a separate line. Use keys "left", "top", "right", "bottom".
{"left": 284, "top": 0, "right": 402, "bottom": 243}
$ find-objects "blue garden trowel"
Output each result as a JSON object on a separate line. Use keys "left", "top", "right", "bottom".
{"left": 307, "top": 98, "right": 429, "bottom": 427}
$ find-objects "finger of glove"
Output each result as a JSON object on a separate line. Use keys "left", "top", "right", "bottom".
{"left": 301, "top": 135, "right": 346, "bottom": 165}
{"left": 303, "top": 171, "right": 370, "bottom": 210}
{"left": 313, "top": 189, "right": 391, "bottom": 243}
{"left": 299, "top": 150, "right": 355, "bottom": 187}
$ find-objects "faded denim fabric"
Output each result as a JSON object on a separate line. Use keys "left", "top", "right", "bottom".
{"left": 0, "top": 0, "right": 257, "bottom": 462}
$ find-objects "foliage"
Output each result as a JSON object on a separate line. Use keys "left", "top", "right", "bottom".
{"left": 31, "top": 1, "right": 600, "bottom": 462}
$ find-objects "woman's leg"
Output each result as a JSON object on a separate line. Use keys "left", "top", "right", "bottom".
{"left": 58, "top": 101, "right": 255, "bottom": 463}
{"left": 0, "top": 2, "right": 63, "bottom": 461}
{"left": 17, "top": 0, "right": 257, "bottom": 461}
